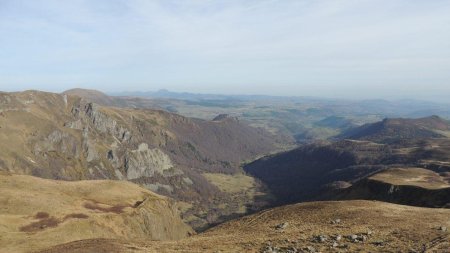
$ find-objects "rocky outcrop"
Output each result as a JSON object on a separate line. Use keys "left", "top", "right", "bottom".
{"left": 0, "top": 90, "right": 280, "bottom": 230}
{"left": 124, "top": 143, "right": 174, "bottom": 180}
{"left": 33, "top": 130, "right": 79, "bottom": 157}
{"left": 72, "top": 101, "right": 132, "bottom": 142}
{"left": 338, "top": 177, "right": 450, "bottom": 208}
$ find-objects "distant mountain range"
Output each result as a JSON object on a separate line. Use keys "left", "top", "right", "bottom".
{"left": 109, "top": 89, "right": 450, "bottom": 118}
{"left": 67, "top": 88, "right": 450, "bottom": 143}
{"left": 110, "top": 89, "right": 310, "bottom": 101}
{"left": 1, "top": 88, "right": 450, "bottom": 253}
{"left": 111, "top": 89, "right": 450, "bottom": 106}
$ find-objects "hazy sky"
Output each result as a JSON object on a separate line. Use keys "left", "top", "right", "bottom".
{"left": 1, "top": 0, "right": 449, "bottom": 101}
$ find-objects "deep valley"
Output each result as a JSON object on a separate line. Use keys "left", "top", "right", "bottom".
{"left": 0, "top": 89, "right": 449, "bottom": 253}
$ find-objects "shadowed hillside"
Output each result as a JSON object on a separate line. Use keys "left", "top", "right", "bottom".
{"left": 244, "top": 140, "right": 393, "bottom": 204}
{"left": 245, "top": 117, "right": 450, "bottom": 207}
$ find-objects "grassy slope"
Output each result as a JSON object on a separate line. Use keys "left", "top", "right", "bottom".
{"left": 370, "top": 167, "right": 449, "bottom": 189}
{"left": 39, "top": 200, "right": 450, "bottom": 253}
{"left": 0, "top": 173, "right": 192, "bottom": 253}
{"left": 0, "top": 90, "right": 282, "bottom": 230}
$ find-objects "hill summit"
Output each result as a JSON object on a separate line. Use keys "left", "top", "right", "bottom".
{"left": 340, "top": 115, "right": 450, "bottom": 142}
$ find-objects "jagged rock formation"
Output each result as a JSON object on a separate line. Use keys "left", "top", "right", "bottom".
{"left": 0, "top": 90, "right": 280, "bottom": 229}
{"left": 339, "top": 167, "right": 450, "bottom": 208}
{"left": 124, "top": 143, "right": 174, "bottom": 180}
{"left": 0, "top": 173, "right": 193, "bottom": 253}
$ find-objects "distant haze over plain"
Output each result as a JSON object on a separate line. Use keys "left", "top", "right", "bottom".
{"left": 0, "top": 0, "right": 449, "bottom": 102}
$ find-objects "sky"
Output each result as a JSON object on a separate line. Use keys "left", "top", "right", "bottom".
{"left": 0, "top": 0, "right": 449, "bottom": 101}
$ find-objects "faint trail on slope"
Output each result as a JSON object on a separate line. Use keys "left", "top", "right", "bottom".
{"left": 423, "top": 235, "right": 450, "bottom": 253}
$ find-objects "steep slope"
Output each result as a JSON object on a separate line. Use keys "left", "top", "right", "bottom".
{"left": 339, "top": 116, "right": 450, "bottom": 143}
{"left": 39, "top": 200, "right": 450, "bottom": 253}
{"left": 339, "top": 168, "right": 450, "bottom": 208}
{"left": 244, "top": 140, "right": 393, "bottom": 204}
{"left": 0, "top": 90, "right": 279, "bottom": 229}
{"left": 63, "top": 88, "right": 294, "bottom": 145}
{"left": 244, "top": 136, "right": 450, "bottom": 207}
{"left": 0, "top": 173, "right": 192, "bottom": 253}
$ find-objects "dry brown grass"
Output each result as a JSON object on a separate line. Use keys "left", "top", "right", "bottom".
{"left": 203, "top": 173, "right": 256, "bottom": 194}
{"left": 371, "top": 167, "right": 450, "bottom": 189}
{"left": 39, "top": 200, "right": 450, "bottom": 253}
{"left": 0, "top": 90, "right": 281, "bottom": 230}
{"left": 0, "top": 174, "right": 192, "bottom": 253}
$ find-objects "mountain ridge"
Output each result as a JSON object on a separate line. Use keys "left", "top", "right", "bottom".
{"left": 245, "top": 116, "right": 450, "bottom": 208}
{"left": 339, "top": 115, "right": 450, "bottom": 142}
{"left": 0, "top": 90, "right": 282, "bottom": 229}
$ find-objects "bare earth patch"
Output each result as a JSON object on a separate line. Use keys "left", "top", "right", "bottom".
{"left": 0, "top": 174, "right": 192, "bottom": 253}
{"left": 370, "top": 167, "right": 450, "bottom": 189}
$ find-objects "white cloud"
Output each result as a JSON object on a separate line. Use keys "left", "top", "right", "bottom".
{"left": 0, "top": 0, "right": 449, "bottom": 101}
